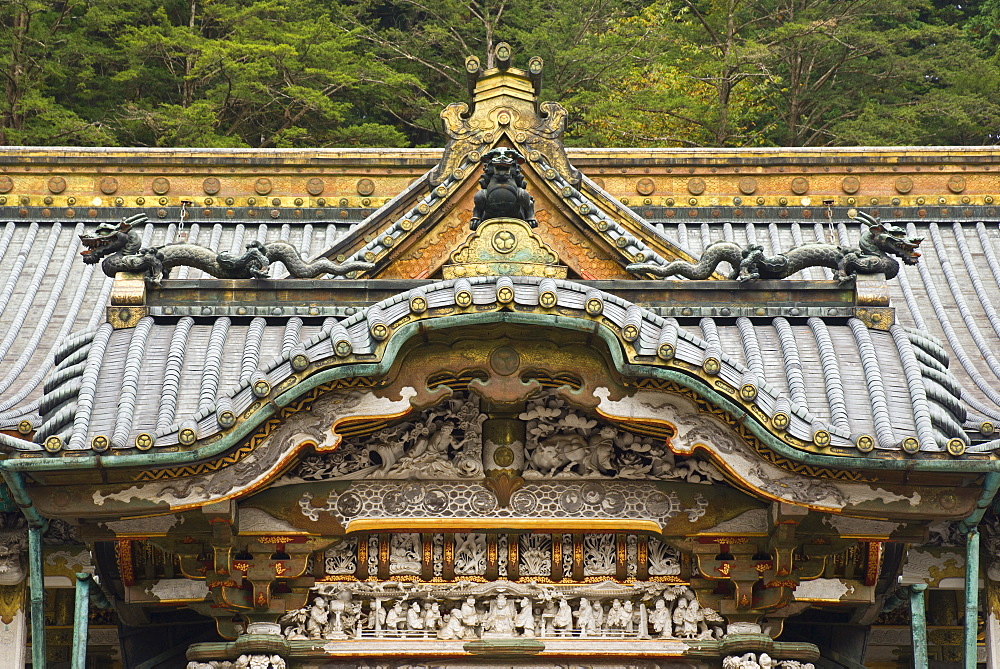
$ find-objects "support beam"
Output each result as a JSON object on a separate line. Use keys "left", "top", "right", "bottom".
{"left": 72, "top": 573, "right": 92, "bottom": 669}
{"left": 966, "top": 529, "right": 981, "bottom": 669}
{"left": 28, "top": 525, "right": 45, "bottom": 669}
{"left": 910, "top": 584, "right": 927, "bottom": 669}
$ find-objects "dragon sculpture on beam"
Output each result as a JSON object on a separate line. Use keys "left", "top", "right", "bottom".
{"left": 627, "top": 211, "right": 922, "bottom": 282}
{"left": 80, "top": 214, "right": 373, "bottom": 284}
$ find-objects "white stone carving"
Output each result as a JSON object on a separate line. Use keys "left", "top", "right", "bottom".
{"left": 483, "top": 593, "right": 517, "bottom": 637}
{"left": 454, "top": 533, "right": 486, "bottom": 575}
{"left": 0, "top": 523, "right": 27, "bottom": 586}
{"left": 583, "top": 534, "right": 616, "bottom": 576}
{"left": 648, "top": 538, "right": 681, "bottom": 576}
{"left": 290, "top": 394, "right": 484, "bottom": 482}
{"left": 519, "top": 534, "right": 552, "bottom": 576}
{"left": 324, "top": 538, "right": 358, "bottom": 575}
{"left": 520, "top": 396, "right": 723, "bottom": 483}
{"left": 723, "top": 654, "right": 814, "bottom": 669}
{"left": 389, "top": 534, "right": 422, "bottom": 575}
{"left": 233, "top": 656, "right": 286, "bottom": 669}
{"left": 279, "top": 580, "right": 723, "bottom": 642}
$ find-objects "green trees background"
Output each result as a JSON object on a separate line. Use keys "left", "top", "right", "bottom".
{"left": 1, "top": 0, "right": 998, "bottom": 148}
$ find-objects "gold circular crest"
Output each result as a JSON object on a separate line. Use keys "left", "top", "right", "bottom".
{"left": 492, "top": 230, "right": 517, "bottom": 254}
{"left": 493, "top": 446, "right": 515, "bottom": 467}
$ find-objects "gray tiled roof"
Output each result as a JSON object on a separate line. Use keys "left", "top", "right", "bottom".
{"left": 1, "top": 190, "right": 999, "bottom": 458}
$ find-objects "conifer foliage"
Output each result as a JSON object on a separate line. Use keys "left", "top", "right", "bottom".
{"left": 0, "top": 0, "right": 997, "bottom": 147}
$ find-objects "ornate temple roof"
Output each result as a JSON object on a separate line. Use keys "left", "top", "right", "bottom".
{"left": 1, "top": 204, "right": 998, "bottom": 459}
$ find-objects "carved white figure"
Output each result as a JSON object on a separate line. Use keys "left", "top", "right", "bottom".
{"left": 515, "top": 597, "right": 535, "bottom": 637}
{"left": 438, "top": 608, "right": 466, "bottom": 640}
{"left": 680, "top": 596, "right": 700, "bottom": 638}
{"left": 575, "top": 597, "right": 594, "bottom": 637}
{"left": 606, "top": 599, "right": 625, "bottom": 632}
{"left": 422, "top": 601, "right": 442, "bottom": 636}
{"left": 552, "top": 597, "right": 573, "bottom": 636}
{"left": 591, "top": 600, "right": 605, "bottom": 636}
{"left": 622, "top": 600, "right": 635, "bottom": 634}
{"left": 406, "top": 601, "right": 424, "bottom": 632}
{"left": 388, "top": 534, "right": 421, "bottom": 575}
{"left": 672, "top": 598, "right": 690, "bottom": 638}
{"left": 649, "top": 598, "right": 672, "bottom": 638}
{"left": 483, "top": 593, "right": 517, "bottom": 637}
{"left": 306, "top": 596, "right": 328, "bottom": 639}
{"left": 385, "top": 601, "right": 405, "bottom": 632}
{"left": 458, "top": 596, "right": 480, "bottom": 638}
{"left": 759, "top": 654, "right": 774, "bottom": 669}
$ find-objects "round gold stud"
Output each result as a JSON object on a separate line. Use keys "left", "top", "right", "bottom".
{"left": 947, "top": 438, "right": 966, "bottom": 456}
{"left": 134, "top": 433, "right": 154, "bottom": 450}
{"left": 902, "top": 436, "right": 920, "bottom": 454}
{"left": 91, "top": 435, "right": 109, "bottom": 452}
{"left": 657, "top": 343, "right": 674, "bottom": 360}
{"left": 739, "top": 384, "right": 757, "bottom": 401}
{"left": 178, "top": 427, "right": 197, "bottom": 445}
{"left": 813, "top": 429, "right": 831, "bottom": 447}
{"left": 856, "top": 434, "right": 875, "bottom": 452}
{"left": 772, "top": 412, "right": 790, "bottom": 431}
{"left": 44, "top": 435, "right": 63, "bottom": 453}
{"left": 409, "top": 295, "right": 427, "bottom": 313}
{"left": 703, "top": 357, "right": 721, "bottom": 375}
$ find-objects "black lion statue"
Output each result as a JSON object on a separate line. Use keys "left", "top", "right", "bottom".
{"left": 470, "top": 147, "right": 537, "bottom": 230}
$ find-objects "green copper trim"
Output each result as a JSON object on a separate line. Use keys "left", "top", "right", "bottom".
{"left": 3, "top": 311, "right": 998, "bottom": 480}
{"left": 910, "top": 584, "right": 927, "bottom": 668}
{"left": 2, "top": 471, "right": 48, "bottom": 669}
{"left": 72, "top": 573, "right": 91, "bottom": 669}
{"left": 28, "top": 525, "right": 46, "bottom": 669}
{"left": 965, "top": 529, "right": 980, "bottom": 669}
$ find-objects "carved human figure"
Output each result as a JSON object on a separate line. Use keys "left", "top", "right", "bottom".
{"left": 622, "top": 600, "right": 635, "bottom": 634}
{"left": 0, "top": 527, "right": 27, "bottom": 586}
{"left": 438, "top": 608, "right": 466, "bottom": 640}
{"left": 385, "top": 601, "right": 405, "bottom": 633}
{"left": 458, "top": 596, "right": 480, "bottom": 638}
{"left": 606, "top": 599, "right": 625, "bottom": 632}
{"left": 515, "top": 597, "right": 535, "bottom": 637}
{"left": 306, "top": 596, "right": 328, "bottom": 639}
{"left": 649, "top": 598, "right": 672, "bottom": 638}
{"left": 591, "top": 600, "right": 605, "bottom": 636}
{"left": 484, "top": 593, "right": 517, "bottom": 637}
{"left": 672, "top": 598, "right": 689, "bottom": 638}
{"left": 406, "top": 601, "right": 424, "bottom": 633}
{"left": 423, "top": 601, "right": 442, "bottom": 637}
{"left": 575, "top": 597, "right": 593, "bottom": 637}
{"left": 553, "top": 597, "right": 573, "bottom": 636}
{"left": 681, "top": 597, "right": 700, "bottom": 638}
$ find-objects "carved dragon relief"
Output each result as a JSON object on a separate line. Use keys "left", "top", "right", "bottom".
{"left": 80, "top": 214, "right": 373, "bottom": 285}
{"left": 627, "top": 211, "right": 922, "bottom": 282}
